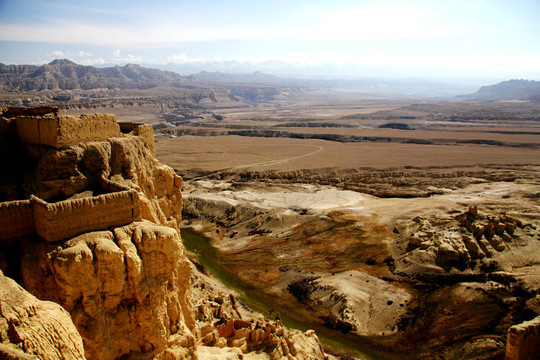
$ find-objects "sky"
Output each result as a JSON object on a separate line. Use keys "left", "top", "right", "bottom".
{"left": 0, "top": 0, "right": 539, "bottom": 80}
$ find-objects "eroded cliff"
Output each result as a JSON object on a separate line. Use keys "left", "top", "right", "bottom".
{"left": 0, "top": 107, "right": 326, "bottom": 360}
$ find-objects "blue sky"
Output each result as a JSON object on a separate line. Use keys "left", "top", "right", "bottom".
{"left": 0, "top": 0, "right": 539, "bottom": 80}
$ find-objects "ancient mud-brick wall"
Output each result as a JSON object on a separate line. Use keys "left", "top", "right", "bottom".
{"left": 32, "top": 190, "right": 141, "bottom": 242}
{"left": 0, "top": 200, "right": 33, "bottom": 240}
{"left": 505, "top": 315, "right": 540, "bottom": 360}
{"left": 1, "top": 107, "right": 154, "bottom": 243}
{"left": 119, "top": 122, "right": 155, "bottom": 155}
{"left": 16, "top": 113, "right": 120, "bottom": 149}
{"left": 0, "top": 191, "right": 142, "bottom": 243}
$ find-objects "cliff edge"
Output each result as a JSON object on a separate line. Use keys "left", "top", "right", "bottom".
{"left": 0, "top": 107, "right": 325, "bottom": 360}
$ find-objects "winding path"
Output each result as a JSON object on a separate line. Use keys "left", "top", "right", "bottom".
{"left": 230, "top": 145, "right": 323, "bottom": 169}
{"left": 190, "top": 144, "right": 323, "bottom": 181}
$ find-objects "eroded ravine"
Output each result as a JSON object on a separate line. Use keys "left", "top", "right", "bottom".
{"left": 181, "top": 178, "right": 540, "bottom": 359}
{"left": 181, "top": 227, "right": 395, "bottom": 360}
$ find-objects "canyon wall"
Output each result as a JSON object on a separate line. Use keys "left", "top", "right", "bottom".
{"left": 0, "top": 270, "right": 86, "bottom": 360}
{"left": 20, "top": 221, "right": 196, "bottom": 360}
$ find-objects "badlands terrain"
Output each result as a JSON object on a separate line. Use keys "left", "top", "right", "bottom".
{"left": 1, "top": 61, "right": 539, "bottom": 359}
{"left": 153, "top": 97, "right": 540, "bottom": 359}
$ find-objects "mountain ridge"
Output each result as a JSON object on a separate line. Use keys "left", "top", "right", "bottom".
{"left": 1, "top": 59, "right": 482, "bottom": 97}
{"left": 470, "top": 79, "right": 540, "bottom": 101}
{"left": 0, "top": 59, "right": 187, "bottom": 91}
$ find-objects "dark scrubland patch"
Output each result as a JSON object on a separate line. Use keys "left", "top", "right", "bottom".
{"left": 277, "top": 122, "right": 357, "bottom": 128}
{"left": 379, "top": 123, "right": 412, "bottom": 130}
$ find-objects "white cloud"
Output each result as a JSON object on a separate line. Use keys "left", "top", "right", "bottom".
{"left": 167, "top": 53, "right": 204, "bottom": 64}
{"left": 78, "top": 51, "right": 92, "bottom": 57}
{"left": 168, "top": 53, "right": 189, "bottom": 63}
{"left": 114, "top": 53, "right": 143, "bottom": 63}
{"left": 111, "top": 49, "right": 142, "bottom": 63}
{"left": 52, "top": 50, "right": 65, "bottom": 57}
{"left": 79, "top": 57, "right": 106, "bottom": 65}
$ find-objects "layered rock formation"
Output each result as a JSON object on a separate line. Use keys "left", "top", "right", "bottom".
{"left": 393, "top": 206, "right": 538, "bottom": 277}
{"left": 0, "top": 107, "right": 326, "bottom": 360}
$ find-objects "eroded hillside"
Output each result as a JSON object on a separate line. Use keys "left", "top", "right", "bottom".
{"left": 178, "top": 166, "right": 540, "bottom": 359}
{"left": 0, "top": 107, "right": 327, "bottom": 360}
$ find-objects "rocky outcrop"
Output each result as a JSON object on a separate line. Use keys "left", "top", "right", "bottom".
{"left": 19, "top": 221, "right": 196, "bottom": 360}
{"left": 1, "top": 108, "right": 190, "bottom": 358}
{"left": 191, "top": 267, "right": 326, "bottom": 360}
{"left": 287, "top": 271, "right": 411, "bottom": 336}
{"left": 393, "top": 206, "right": 536, "bottom": 275}
{"left": 0, "top": 271, "right": 86, "bottom": 360}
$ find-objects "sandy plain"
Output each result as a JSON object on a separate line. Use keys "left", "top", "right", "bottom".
{"left": 156, "top": 135, "right": 540, "bottom": 175}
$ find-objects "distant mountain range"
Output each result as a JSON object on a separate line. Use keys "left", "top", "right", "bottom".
{"left": 2, "top": 59, "right": 539, "bottom": 100}
{"left": 187, "top": 70, "right": 282, "bottom": 84}
{"left": 0, "top": 59, "right": 187, "bottom": 91}
{"left": 469, "top": 79, "right": 540, "bottom": 101}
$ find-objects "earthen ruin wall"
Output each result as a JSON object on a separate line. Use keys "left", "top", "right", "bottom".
{"left": 505, "top": 315, "right": 540, "bottom": 360}
{"left": 33, "top": 190, "right": 141, "bottom": 242}
{"left": 0, "top": 200, "right": 34, "bottom": 240}
{"left": 57, "top": 114, "right": 120, "bottom": 148}
{"left": 0, "top": 190, "right": 142, "bottom": 243}
{"left": 16, "top": 116, "right": 60, "bottom": 147}
{"left": 15, "top": 113, "right": 121, "bottom": 149}
{"left": 119, "top": 122, "right": 155, "bottom": 155}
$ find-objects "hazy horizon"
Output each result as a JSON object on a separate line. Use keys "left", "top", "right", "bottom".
{"left": 1, "top": 0, "right": 539, "bottom": 82}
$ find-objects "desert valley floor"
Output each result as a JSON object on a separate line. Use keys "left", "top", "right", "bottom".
{"left": 147, "top": 97, "right": 540, "bottom": 359}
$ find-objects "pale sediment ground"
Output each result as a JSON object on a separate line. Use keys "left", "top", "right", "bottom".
{"left": 185, "top": 179, "right": 540, "bottom": 228}
{"left": 309, "top": 270, "right": 412, "bottom": 336}
{"left": 182, "top": 176, "right": 540, "bottom": 358}
{"left": 189, "top": 187, "right": 376, "bottom": 211}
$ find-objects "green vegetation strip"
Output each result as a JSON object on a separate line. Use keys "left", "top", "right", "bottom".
{"left": 181, "top": 227, "right": 394, "bottom": 360}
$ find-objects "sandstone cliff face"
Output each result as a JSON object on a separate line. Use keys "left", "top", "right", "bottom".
{"left": 1, "top": 109, "right": 190, "bottom": 358}
{"left": 20, "top": 221, "right": 196, "bottom": 360}
{"left": 0, "top": 271, "right": 86, "bottom": 360}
